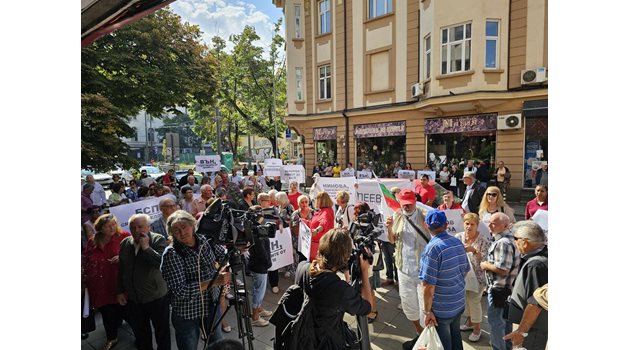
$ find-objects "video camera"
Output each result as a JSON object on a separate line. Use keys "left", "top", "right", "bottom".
{"left": 196, "top": 200, "right": 278, "bottom": 247}
{"left": 348, "top": 208, "right": 383, "bottom": 264}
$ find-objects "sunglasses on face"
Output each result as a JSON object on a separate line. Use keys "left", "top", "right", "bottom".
{"left": 486, "top": 193, "right": 499, "bottom": 197}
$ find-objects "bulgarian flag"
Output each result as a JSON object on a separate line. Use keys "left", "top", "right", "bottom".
{"left": 373, "top": 172, "right": 401, "bottom": 217}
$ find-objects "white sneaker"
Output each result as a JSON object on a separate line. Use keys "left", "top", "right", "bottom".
{"left": 272, "top": 286, "right": 280, "bottom": 294}
{"left": 260, "top": 309, "right": 273, "bottom": 317}
{"left": 468, "top": 332, "right": 481, "bottom": 342}
{"left": 460, "top": 324, "right": 474, "bottom": 331}
{"left": 251, "top": 317, "right": 269, "bottom": 327}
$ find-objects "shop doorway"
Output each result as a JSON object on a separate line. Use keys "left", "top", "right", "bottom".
{"left": 356, "top": 136, "right": 406, "bottom": 175}
{"left": 426, "top": 132, "right": 496, "bottom": 170}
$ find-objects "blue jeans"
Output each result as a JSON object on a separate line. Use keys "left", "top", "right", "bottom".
{"left": 434, "top": 310, "right": 464, "bottom": 350}
{"left": 487, "top": 293, "right": 512, "bottom": 350}
{"left": 251, "top": 272, "right": 267, "bottom": 308}
{"left": 379, "top": 241, "right": 397, "bottom": 282}
{"left": 171, "top": 307, "right": 223, "bottom": 350}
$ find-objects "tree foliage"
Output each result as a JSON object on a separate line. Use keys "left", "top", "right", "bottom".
{"left": 81, "top": 8, "right": 216, "bottom": 171}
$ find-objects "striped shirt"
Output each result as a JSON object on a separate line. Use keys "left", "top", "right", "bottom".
{"left": 419, "top": 232, "right": 470, "bottom": 319}
{"left": 485, "top": 231, "right": 520, "bottom": 290}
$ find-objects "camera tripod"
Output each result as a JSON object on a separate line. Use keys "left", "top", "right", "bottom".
{"left": 203, "top": 246, "right": 255, "bottom": 350}
{"left": 348, "top": 246, "right": 373, "bottom": 350}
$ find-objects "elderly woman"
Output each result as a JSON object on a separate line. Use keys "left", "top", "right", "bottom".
{"left": 291, "top": 194, "right": 314, "bottom": 264}
{"left": 108, "top": 183, "right": 129, "bottom": 206}
{"left": 525, "top": 185, "right": 548, "bottom": 220}
{"left": 82, "top": 214, "right": 130, "bottom": 350}
{"left": 334, "top": 190, "right": 355, "bottom": 229}
{"left": 479, "top": 186, "right": 516, "bottom": 226}
{"left": 160, "top": 210, "right": 229, "bottom": 349}
{"left": 179, "top": 186, "right": 195, "bottom": 215}
{"left": 454, "top": 213, "right": 490, "bottom": 342}
{"left": 269, "top": 192, "right": 295, "bottom": 284}
{"left": 287, "top": 180, "right": 302, "bottom": 210}
{"left": 307, "top": 192, "right": 335, "bottom": 261}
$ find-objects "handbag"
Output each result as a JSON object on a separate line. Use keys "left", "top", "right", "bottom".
{"left": 464, "top": 252, "right": 480, "bottom": 292}
{"left": 82, "top": 288, "right": 96, "bottom": 334}
{"left": 489, "top": 287, "right": 511, "bottom": 308}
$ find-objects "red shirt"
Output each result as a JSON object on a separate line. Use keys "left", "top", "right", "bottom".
{"left": 288, "top": 191, "right": 302, "bottom": 211}
{"left": 437, "top": 202, "right": 464, "bottom": 212}
{"left": 83, "top": 231, "right": 130, "bottom": 308}
{"left": 415, "top": 184, "right": 436, "bottom": 205}
{"left": 308, "top": 207, "right": 335, "bottom": 260}
{"left": 525, "top": 198, "right": 548, "bottom": 219}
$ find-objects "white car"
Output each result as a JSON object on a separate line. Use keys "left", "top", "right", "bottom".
{"left": 108, "top": 168, "right": 134, "bottom": 186}
{"left": 81, "top": 169, "right": 113, "bottom": 188}
{"left": 139, "top": 166, "right": 165, "bottom": 179}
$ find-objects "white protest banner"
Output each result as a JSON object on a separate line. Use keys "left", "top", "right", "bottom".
{"left": 416, "top": 202, "right": 434, "bottom": 215}
{"left": 299, "top": 221, "right": 312, "bottom": 261}
{"left": 532, "top": 210, "right": 548, "bottom": 235}
{"left": 310, "top": 176, "right": 357, "bottom": 205}
{"left": 269, "top": 228, "right": 294, "bottom": 270}
{"left": 341, "top": 169, "right": 355, "bottom": 177}
{"left": 264, "top": 158, "right": 283, "bottom": 177}
{"left": 417, "top": 170, "right": 436, "bottom": 181}
{"left": 443, "top": 209, "right": 465, "bottom": 235}
{"left": 281, "top": 165, "right": 306, "bottom": 184}
{"left": 195, "top": 155, "right": 221, "bottom": 173}
{"left": 356, "top": 171, "right": 372, "bottom": 179}
{"left": 356, "top": 178, "right": 414, "bottom": 213}
{"left": 109, "top": 195, "right": 172, "bottom": 231}
{"left": 397, "top": 170, "right": 416, "bottom": 179}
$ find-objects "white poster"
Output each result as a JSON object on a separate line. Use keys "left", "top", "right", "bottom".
{"left": 397, "top": 170, "right": 416, "bottom": 179}
{"left": 298, "top": 221, "right": 312, "bottom": 261}
{"left": 264, "top": 158, "right": 283, "bottom": 177}
{"left": 269, "top": 228, "right": 294, "bottom": 270}
{"left": 443, "top": 209, "right": 465, "bottom": 235}
{"left": 340, "top": 169, "right": 355, "bottom": 177}
{"left": 310, "top": 177, "right": 357, "bottom": 205}
{"left": 109, "top": 195, "right": 171, "bottom": 231}
{"left": 532, "top": 209, "right": 548, "bottom": 235}
{"left": 356, "top": 171, "right": 372, "bottom": 179}
{"left": 417, "top": 170, "right": 436, "bottom": 181}
{"left": 281, "top": 165, "right": 306, "bottom": 184}
{"left": 356, "top": 178, "right": 414, "bottom": 214}
{"left": 195, "top": 155, "right": 221, "bottom": 173}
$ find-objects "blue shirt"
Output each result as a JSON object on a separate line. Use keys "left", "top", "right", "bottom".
{"left": 419, "top": 231, "right": 470, "bottom": 319}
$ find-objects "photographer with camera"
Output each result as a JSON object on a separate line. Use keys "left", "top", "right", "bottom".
{"left": 160, "top": 210, "right": 230, "bottom": 350}
{"left": 385, "top": 189, "right": 431, "bottom": 337}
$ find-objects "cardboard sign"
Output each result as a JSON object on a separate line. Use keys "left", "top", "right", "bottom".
{"left": 264, "top": 158, "right": 283, "bottom": 177}
{"left": 417, "top": 170, "right": 436, "bottom": 181}
{"left": 281, "top": 165, "right": 306, "bottom": 184}
{"left": 532, "top": 209, "right": 548, "bottom": 235}
{"left": 195, "top": 155, "right": 221, "bottom": 173}
{"left": 310, "top": 176, "right": 357, "bottom": 205}
{"left": 443, "top": 209, "right": 465, "bottom": 235}
{"left": 356, "top": 178, "right": 414, "bottom": 214}
{"left": 356, "top": 171, "right": 372, "bottom": 179}
{"left": 397, "top": 170, "right": 416, "bottom": 179}
{"left": 298, "top": 221, "right": 312, "bottom": 261}
{"left": 109, "top": 194, "right": 173, "bottom": 231}
{"left": 341, "top": 169, "right": 355, "bottom": 177}
{"left": 269, "top": 228, "right": 294, "bottom": 270}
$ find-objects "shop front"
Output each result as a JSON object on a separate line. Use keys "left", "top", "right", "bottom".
{"left": 522, "top": 100, "right": 548, "bottom": 188}
{"left": 313, "top": 126, "right": 337, "bottom": 167}
{"left": 425, "top": 113, "right": 498, "bottom": 170}
{"left": 354, "top": 121, "right": 406, "bottom": 175}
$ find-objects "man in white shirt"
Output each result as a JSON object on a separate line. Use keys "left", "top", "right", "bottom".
{"left": 85, "top": 175, "right": 107, "bottom": 207}
{"left": 344, "top": 162, "right": 355, "bottom": 176}
{"left": 230, "top": 168, "right": 243, "bottom": 188}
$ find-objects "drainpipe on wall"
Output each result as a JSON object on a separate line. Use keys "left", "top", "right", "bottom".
{"left": 343, "top": 0, "right": 350, "bottom": 165}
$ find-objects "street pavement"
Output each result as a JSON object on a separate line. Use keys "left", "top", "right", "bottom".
{"left": 82, "top": 200, "right": 528, "bottom": 350}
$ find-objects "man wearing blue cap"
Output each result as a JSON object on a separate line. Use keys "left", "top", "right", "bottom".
{"left": 419, "top": 209, "right": 470, "bottom": 350}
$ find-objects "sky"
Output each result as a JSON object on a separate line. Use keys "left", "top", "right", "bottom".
{"left": 170, "top": 0, "right": 285, "bottom": 55}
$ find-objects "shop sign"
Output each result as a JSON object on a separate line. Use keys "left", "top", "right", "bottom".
{"left": 354, "top": 121, "right": 406, "bottom": 138}
{"left": 313, "top": 126, "right": 337, "bottom": 140}
{"left": 425, "top": 113, "right": 497, "bottom": 134}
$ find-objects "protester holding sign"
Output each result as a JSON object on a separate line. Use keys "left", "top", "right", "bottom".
{"left": 525, "top": 185, "right": 548, "bottom": 220}
{"left": 290, "top": 195, "right": 313, "bottom": 264}
{"left": 307, "top": 192, "right": 335, "bottom": 261}
{"left": 454, "top": 213, "right": 490, "bottom": 343}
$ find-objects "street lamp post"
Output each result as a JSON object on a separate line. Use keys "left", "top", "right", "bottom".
{"left": 215, "top": 105, "right": 221, "bottom": 154}
{"left": 272, "top": 55, "right": 279, "bottom": 159}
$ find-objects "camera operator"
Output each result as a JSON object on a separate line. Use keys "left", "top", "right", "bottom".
{"left": 385, "top": 189, "right": 431, "bottom": 337}
{"left": 297, "top": 228, "right": 373, "bottom": 348}
{"left": 160, "top": 210, "right": 230, "bottom": 350}
{"left": 247, "top": 200, "right": 275, "bottom": 326}
{"left": 351, "top": 202, "right": 379, "bottom": 323}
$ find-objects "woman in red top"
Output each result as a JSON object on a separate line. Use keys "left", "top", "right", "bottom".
{"left": 82, "top": 214, "right": 130, "bottom": 350}
{"left": 287, "top": 180, "right": 302, "bottom": 210}
{"left": 308, "top": 192, "right": 335, "bottom": 261}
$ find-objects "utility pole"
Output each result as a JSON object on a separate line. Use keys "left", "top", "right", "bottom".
{"left": 247, "top": 134, "right": 252, "bottom": 169}
{"left": 272, "top": 54, "right": 279, "bottom": 159}
{"left": 215, "top": 105, "right": 221, "bottom": 155}
{"left": 144, "top": 111, "right": 149, "bottom": 164}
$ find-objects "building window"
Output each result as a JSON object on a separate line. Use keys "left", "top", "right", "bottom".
{"left": 319, "top": 65, "right": 331, "bottom": 100}
{"left": 485, "top": 20, "right": 499, "bottom": 68}
{"left": 319, "top": 0, "right": 330, "bottom": 34}
{"left": 441, "top": 22, "right": 472, "bottom": 74}
{"left": 147, "top": 128, "right": 155, "bottom": 142}
{"left": 368, "top": 0, "right": 393, "bottom": 19}
{"left": 424, "top": 34, "right": 431, "bottom": 79}
{"left": 294, "top": 5, "right": 301, "bottom": 38}
{"left": 296, "top": 67, "right": 304, "bottom": 101}
{"left": 369, "top": 51, "right": 390, "bottom": 91}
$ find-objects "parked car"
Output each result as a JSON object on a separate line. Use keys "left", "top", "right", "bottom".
{"left": 81, "top": 169, "right": 113, "bottom": 188}
{"left": 108, "top": 168, "right": 134, "bottom": 186}
{"left": 139, "top": 166, "right": 165, "bottom": 179}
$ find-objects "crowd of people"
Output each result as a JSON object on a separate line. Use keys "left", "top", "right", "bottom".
{"left": 80, "top": 161, "right": 548, "bottom": 350}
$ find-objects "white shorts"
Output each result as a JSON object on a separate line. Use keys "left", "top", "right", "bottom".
{"left": 397, "top": 269, "right": 425, "bottom": 327}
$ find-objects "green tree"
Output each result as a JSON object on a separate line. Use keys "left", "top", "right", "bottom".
{"left": 81, "top": 8, "right": 216, "bottom": 171}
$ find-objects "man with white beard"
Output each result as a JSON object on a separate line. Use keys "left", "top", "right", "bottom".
{"left": 386, "top": 189, "right": 432, "bottom": 338}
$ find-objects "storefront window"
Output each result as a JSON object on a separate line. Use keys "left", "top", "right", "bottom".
{"left": 316, "top": 140, "right": 337, "bottom": 166}
{"left": 523, "top": 117, "right": 548, "bottom": 188}
{"left": 356, "top": 136, "right": 406, "bottom": 175}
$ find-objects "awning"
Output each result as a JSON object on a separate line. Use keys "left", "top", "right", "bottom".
{"left": 522, "top": 100, "right": 548, "bottom": 118}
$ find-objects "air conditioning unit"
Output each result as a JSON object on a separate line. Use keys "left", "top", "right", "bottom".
{"left": 411, "top": 82, "right": 424, "bottom": 98}
{"left": 497, "top": 113, "right": 523, "bottom": 130}
{"left": 521, "top": 67, "right": 547, "bottom": 85}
